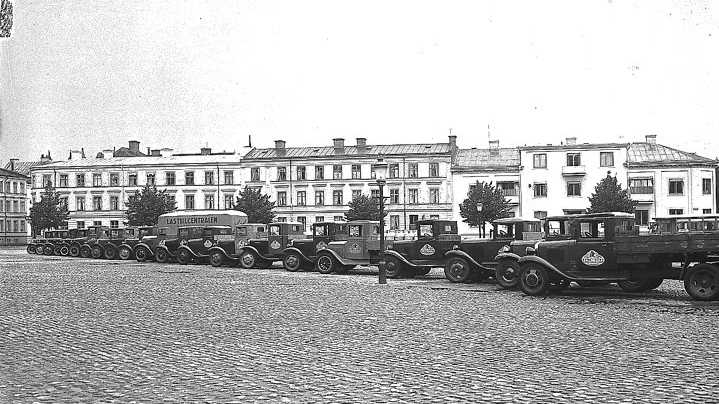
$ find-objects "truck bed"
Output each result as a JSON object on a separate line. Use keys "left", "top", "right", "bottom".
{"left": 615, "top": 232, "right": 719, "bottom": 256}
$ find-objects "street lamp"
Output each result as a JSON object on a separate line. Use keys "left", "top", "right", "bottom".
{"left": 373, "top": 158, "right": 389, "bottom": 284}
{"left": 477, "top": 202, "right": 483, "bottom": 238}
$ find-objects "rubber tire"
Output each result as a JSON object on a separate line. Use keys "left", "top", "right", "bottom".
{"left": 495, "top": 260, "right": 520, "bottom": 289}
{"left": 60, "top": 245, "right": 70, "bottom": 256}
{"left": 547, "top": 278, "right": 571, "bottom": 293}
{"left": 44, "top": 245, "right": 54, "bottom": 255}
{"left": 91, "top": 245, "right": 103, "bottom": 259}
{"left": 177, "top": 249, "right": 191, "bottom": 265}
{"left": 135, "top": 246, "right": 149, "bottom": 262}
{"left": 104, "top": 246, "right": 117, "bottom": 260}
{"left": 385, "top": 256, "right": 404, "bottom": 279}
{"left": 239, "top": 251, "right": 257, "bottom": 269}
{"left": 617, "top": 278, "right": 653, "bottom": 292}
{"left": 80, "top": 246, "right": 92, "bottom": 258}
{"left": 54, "top": 246, "right": 62, "bottom": 255}
{"left": 316, "top": 254, "right": 336, "bottom": 274}
{"left": 684, "top": 264, "right": 719, "bottom": 301}
{"left": 518, "top": 263, "right": 550, "bottom": 296}
{"left": 69, "top": 245, "right": 80, "bottom": 257}
{"left": 210, "top": 251, "right": 224, "bottom": 267}
{"left": 283, "top": 252, "right": 303, "bottom": 272}
{"left": 155, "top": 248, "right": 169, "bottom": 263}
{"left": 642, "top": 278, "right": 664, "bottom": 291}
{"left": 444, "top": 257, "right": 473, "bottom": 283}
{"left": 27, "top": 245, "right": 36, "bottom": 254}
{"left": 118, "top": 246, "right": 133, "bottom": 260}
{"left": 414, "top": 267, "right": 432, "bottom": 276}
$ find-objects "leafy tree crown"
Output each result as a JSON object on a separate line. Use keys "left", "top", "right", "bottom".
{"left": 125, "top": 185, "right": 177, "bottom": 226}
{"left": 587, "top": 172, "right": 635, "bottom": 214}
{"left": 233, "top": 186, "right": 276, "bottom": 223}
{"left": 458, "top": 181, "right": 511, "bottom": 235}
{"left": 345, "top": 194, "right": 386, "bottom": 221}
{"left": 29, "top": 181, "right": 69, "bottom": 235}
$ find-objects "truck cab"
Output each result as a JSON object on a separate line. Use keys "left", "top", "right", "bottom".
{"left": 175, "top": 225, "right": 237, "bottom": 265}
{"left": 45, "top": 230, "right": 71, "bottom": 256}
{"left": 154, "top": 226, "right": 203, "bottom": 263}
{"left": 89, "top": 228, "right": 135, "bottom": 259}
{"left": 281, "top": 221, "right": 349, "bottom": 272}
{"left": 206, "top": 223, "right": 275, "bottom": 267}
{"left": 383, "top": 220, "right": 461, "bottom": 278}
{"left": 237, "top": 222, "right": 306, "bottom": 269}
{"left": 117, "top": 226, "right": 153, "bottom": 260}
{"left": 72, "top": 226, "right": 108, "bottom": 258}
{"left": 314, "top": 220, "right": 380, "bottom": 274}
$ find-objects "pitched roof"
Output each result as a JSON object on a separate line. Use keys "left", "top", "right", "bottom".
{"left": 243, "top": 143, "right": 451, "bottom": 160}
{"left": 3, "top": 161, "right": 47, "bottom": 176}
{"left": 452, "top": 148, "right": 520, "bottom": 171}
{"left": 627, "top": 142, "right": 717, "bottom": 166}
{"left": 0, "top": 167, "right": 30, "bottom": 179}
{"left": 113, "top": 147, "right": 147, "bottom": 157}
{"left": 32, "top": 154, "right": 242, "bottom": 170}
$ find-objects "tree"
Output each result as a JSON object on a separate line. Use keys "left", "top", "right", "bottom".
{"left": 233, "top": 186, "right": 275, "bottom": 223}
{"left": 458, "top": 181, "right": 511, "bottom": 238}
{"left": 125, "top": 185, "right": 177, "bottom": 226}
{"left": 588, "top": 172, "right": 635, "bottom": 214}
{"left": 28, "top": 182, "right": 69, "bottom": 236}
{"left": 345, "top": 194, "right": 386, "bottom": 221}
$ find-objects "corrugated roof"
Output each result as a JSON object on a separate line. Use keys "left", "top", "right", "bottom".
{"left": 3, "top": 161, "right": 48, "bottom": 176}
{"left": 453, "top": 148, "right": 520, "bottom": 170}
{"left": 627, "top": 142, "right": 716, "bottom": 166}
{"left": 113, "top": 147, "right": 147, "bottom": 157}
{"left": 32, "top": 154, "right": 243, "bottom": 170}
{"left": 0, "top": 167, "right": 30, "bottom": 179}
{"left": 243, "top": 143, "right": 450, "bottom": 160}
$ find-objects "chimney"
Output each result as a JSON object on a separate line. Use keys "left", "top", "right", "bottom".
{"left": 160, "top": 148, "right": 174, "bottom": 157}
{"left": 102, "top": 149, "right": 114, "bottom": 159}
{"left": 645, "top": 135, "right": 657, "bottom": 145}
{"left": 147, "top": 147, "right": 151, "bottom": 156}
{"left": 448, "top": 135, "right": 458, "bottom": 164}
{"left": 489, "top": 140, "right": 500, "bottom": 156}
{"left": 200, "top": 147, "right": 211, "bottom": 155}
{"left": 151, "top": 149, "right": 161, "bottom": 156}
{"left": 9, "top": 158, "right": 18, "bottom": 171}
{"left": 274, "top": 140, "right": 286, "bottom": 150}
{"left": 566, "top": 137, "right": 577, "bottom": 146}
{"left": 69, "top": 150, "right": 83, "bottom": 160}
{"left": 333, "top": 138, "right": 345, "bottom": 155}
{"left": 356, "top": 137, "right": 367, "bottom": 153}
{"left": 129, "top": 140, "right": 140, "bottom": 154}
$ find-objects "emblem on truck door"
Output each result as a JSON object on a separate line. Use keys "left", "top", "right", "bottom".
{"left": 348, "top": 243, "right": 361, "bottom": 254}
{"left": 581, "top": 250, "right": 605, "bottom": 266}
{"left": 420, "top": 244, "right": 436, "bottom": 255}
{"left": 204, "top": 240, "right": 212, "bottom": 248}
{"left": 270, "top": 240, "right": 281, "bottom": 249}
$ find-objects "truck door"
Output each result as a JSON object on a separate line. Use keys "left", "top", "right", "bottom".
{"left": 267, "top": 224, "right": 284, "bottom": 256}
{"left": 568, "top": 219, "right": 615, "bottom": 273}
{"left": 345, "top": 224, "right": 366, "bottom": 260}
{"left": 413, "top": 223, "right": 444, "bottom": 262}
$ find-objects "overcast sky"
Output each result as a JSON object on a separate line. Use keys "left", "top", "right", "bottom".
{"left": 1, "top": 0, "right": 718, "bottom": 164}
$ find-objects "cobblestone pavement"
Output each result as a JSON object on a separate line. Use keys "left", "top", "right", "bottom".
{"left": 1, "top": 247, "right": 718, "bottom": 403}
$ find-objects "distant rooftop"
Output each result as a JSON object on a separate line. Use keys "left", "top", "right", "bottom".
{"left": 243, "top": 143, "right": 451, "bottom": 160}
{"left": 627, "top": 142, "right": 716, "bottom": 166}
{"left": 453, "top": 148, "right": 520, "bottom": 171}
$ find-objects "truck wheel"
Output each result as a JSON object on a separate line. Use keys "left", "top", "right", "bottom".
{"left": 547, "top": 278, "right": 571, "bottom": 293}
{"left": 444, "top": 257, "right": 473, "bottom": 283}
{"left": 316, "top": 254, "right": 336, "bottom": 274}
{"left": 53, "top": 246, "right": 62, "bottom": 255}
{"left": 495, "top": 260, "right": 520, "bottom": 289}
{"left": 104, "top": 246, "right": 117, "bottom": 260}
{"left": 177, "top": 250, "right": 191, "bottom": 265}
{"left": 385, "top": 256, "right": 404, "bottom": 279}
{"left": 27, "top": 245, "right": 36, "bottom": 254}
{"left": 210, "top": 251, "right": 224, "bottom": 267}
{"left": 239, "top": 251, "right": 257, "bottom": 269}
{"left": 518, "top": 263, "right": 550, "bottom": 296}
{"left": 643, "top": 278, "right": 664, "bottom": 291}
{"left": 69, "top": 245, "right": 80, "bottom": 257}
{"left": 135, "top": 246, "right": 149, "bottom": 262}
{"left": 684, "top": 264, "right": 719, "bottom": 301}
{"left": 283, "top": 253, "right": 303, "bottom": 272}
{"left": 60, "top": 245, "right": 70, "bottom": 256}
{"left": 118, "top": 246, "right": 133, "bottom": 260}
{"left": 91, "top": 245, "right": 103, "bottom": 259}
{"left": 80, "top": 246, "right": 92, "bottom": 258}
{"left": 414, "top": 267, "right": 431, "bottom": 276}
{"left": 155, "top": 248, "right": 169, "bottom": 263}
{"left": 44, "top": 245, "right": 54, "bottom": 255}
{"left": 617, "top": 278, "right": 652, "bottom": 292}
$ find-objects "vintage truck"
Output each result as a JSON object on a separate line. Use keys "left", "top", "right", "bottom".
{"left": 313, "top": 220, "right": 380, "bottom": 274}
{"left": 116, "top": 226, "right": 154, "bottom": 260}
{"left": 281, "top": 221, "right": 349, "bottom": 272}
{"left": 516, "top": 212, "right": 719, "bottom": 301}
{"left": 383, "top": 220, "right": 462, "bottom": 278}
{"left": 47, "top": 230, "right": 71, "bottom": 256}
{"left": 236, "top": 222, "right": 306, "bottom": 269}
{"left": 70, "top": 226, "right": 109, "bottom": 258}
{"left": 443, "top": 217, "right": 543, "bottom": 284}
{"left": 87, "top": 227, "right": 139, "bottom": 259}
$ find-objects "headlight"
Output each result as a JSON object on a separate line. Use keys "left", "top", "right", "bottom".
{"left": 525, "top": 246, "right": 535, "bottom": 255}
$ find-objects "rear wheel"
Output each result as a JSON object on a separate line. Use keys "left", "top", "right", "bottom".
{"left": 91, "top": 245, "right": 103, "bottom": 259}
{"left": 518, "top": 263, "right": 550, "bottom": 296}
{"left": 444, "top": 257, "right": 473, "bottom": 283}
{"left": 643, "top": 278, "right": 664, "bottom": 291}
{"left": 283, "top": 252, "right": 303, "bottom": 272}
{"left": 239, "top": 250, "right": 257, "bottom": 269}
{"left": 53, "top": 246, "right": 62, "bottom": 255}
{"left": 547, "top": 278, "right": 571, "bottom": 293}
{"left": 59, "top": 245, "right": 69, "bottom": 256}
{"left": 617, "top": 278, "right": 653, "bottom": 292}
{"left": 177, "top": 249, "right": 192, "bottom": 265}
{"left": 80, "top": 246, "right": 92, "bottom": 258}
{"left": 684, "top": 264, "right": 719, "bottom": 301}
{"left": 495, "top": 260, "right": 520, "bottom": 289}
{"left": 44, "top": 245, "right": 54, "bottom": 255}
{"left": 316, "top": 254, "right": 336, "bottom": 274}
{"left": 210, "top": 251, "right": 224, "bottom": 267}
{"left": 118, "top": 246, "right": 133, "bottom": 260}
{"left": 34, "top": 245, "right": 43, "bottom": 254}
{"left": 104, "top": 246, "right": 117, "bottom": 260}
{"left": 135, "top": 246, "right": 149, "bottom": 262}
{"left": 385, "top": 256, "right": 404, "bottom": 279}
{"left": 69, "top": 245, "right": 80, "bottom": 257}
{"left": 155, "top": 248, "right": 169, "bottom": 263}
{"left": 27, "top": 245, "right": 36, "bottom": 254}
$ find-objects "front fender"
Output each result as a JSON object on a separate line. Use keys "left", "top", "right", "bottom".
{"left": 518, "top": 255, "right": 573, "bottom": 279}
{"left": 384, "top": 250, "right": 419, "bottom": 268}
{"left": 208, "top": 246, "right": 232, "bottom": 260}
{"left": 239, "top": 245, "right": 271, "bottom": 260}
{"left": 177, "top": 245, "right": 200, "bottom": 258}
{"left": 494, "top": 252, "right": 521, "bottom": 262}
{"left": 444, "top": 249, "right": 492, "bottom": 271}
{"left": 134, "top": 242, "right": 155, "bottom": 257}
{"left": 155, "top": 244, "right": 173, "bottom": 257}
{"left": 281, "top": 247, "right": 312, "bottom": 263}
{"left": 317, "top": 248, "right": 347, "bottom": 264}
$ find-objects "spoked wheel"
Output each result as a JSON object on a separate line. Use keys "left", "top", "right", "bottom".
{"left": 209, "top": 251, "right": 224, "bottom": 267}
{"left": 155, "top": 248, "right": 169, "bottom": 263}
{"left": 444, "top": 257, "right": 473, "bottom": 283}
{"left": 118, "top": 246, "right": 133, "bottom": 260}
{"left": 684, "top": 264, "right": 719, "bottom": 301}
{"left": 44, "top": 245, "right": 54, "bottom": 255}
{"left": 518, "top": 263, "right": 550, "bottom": 296}
{"left": 34, "top": 245, "right": 43, "bottom": 254}
{"left": 547, "top": 278, "right": 571, "bottom": 293}
{"left": 53, "top": 246, "right": 62, "bottom": 255}
{"left": 316, "top": 254, "right": 336, "bottom": 274}
{"left": 80, "top": 246, "right": 92, "bottom": 258}
{"left": 69, "top": 245, "right": 80, "bottom": 257}
{"left": 27, "top": 245, "right": 36, "bottom": 254}
{"left": 239, "top": 251, "right": 257, "bottom": 269}
{"left": 135, "top": 246, "right": 149, "bottom": 262}
{"left": 59, "top": 245, "right": 70, "bottom": 256}
{"left": 177, "top": 249, "right": 192, "bottom": 265}
{"left": 283, "top": 252, "right": 303, "bottom": 272}
{"left": 385, "top": 256, "right": 404, "bottom": 279}
{"left": 104, "top": 247, "right": 117, "bottom": 260}
{"left": 91, "top": 246, "right": 103, "bottom": 259}
{"left": 495, "top": 260, "right": 521, "bottom": 289}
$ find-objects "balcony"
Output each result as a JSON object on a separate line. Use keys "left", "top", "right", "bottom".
{"left": 561, "top": 165, "right": 586, "bottom": 176}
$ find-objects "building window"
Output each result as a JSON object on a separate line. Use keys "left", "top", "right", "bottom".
{"left": 533, "top": 154, "right": 547, "bottom": 168}
{"left": 333, "top": 190, "right": 343, "bottom": 205}
{"left": 297, "top": 216, "right": 306, "bottom": 231}
{"left": 566, "top": 153, "right": 581, "bottom": 166}
{"left": 185, "top": 172, "right": 194, "bottom": 185}
{"left": 389, "top": 164, "right": 399, "bottom": 178}
{"left": 75, "top": 197, "right": 85, "bottom": 211}
{"left": 12, "top": 182, "right": 17, "bottom": 193}
{"left": 59, "top": 175, "right": 68, "bottom": 187}
{"left": 297, "top": 191, "right": 306, "bottom": 206}
{"left": 600, "top": 152, "right": 614, "bottom": 167}
{"left": 76, "top": 221, "right": 85, "bottom": 229}
{"left": 371, "top": 189, "right": 380, "bottom": 199}
{"left": 408, "top": 189, "right": 419, "bottom": 204}
{"left": 669, "top": 208, "right": 684, "bottom": 215}
{"left": 40, "top": 175, "right": 51, "bottom": 188}
{"left": 409, "top": 215, "right": 419, "bottom": 227}
{"left": 224, "top": 171, "right": 234, "bottom": 185}
{"left": 352, "top": 190, "right": 361, "bottom": 200}
{"left": 703, "top": 178, "right": 712, "bottom": 194}
{"left": 408, "top": 163, "right": 418, "bottom": 178}
{"left": 20, "top": 201, "right": 25, "bottom": 211}
{"left": 147, "top": 173, "right": 155, "bottom": 186}
{"left": 333, "top": 216, "right": 344, "bottom": 222}
{"left": 110, "top": 173, "right": 119, "bottom": 186}
{"left": 315, "top": 166, "right": 324, "bottom": 180}
{"left": 76, "top": 174, "right": 86, "bottom": 187}
{"left": 20, "top": 220, "right": 26, "bottom": 232}
{"left": 429, "top": 188, "right": 440, "bottom": 204}
{"left": 110, "top": 196, "right": 119, "bottom": 210}
{"left": 166, "top": 172, "right": 176, "bottom": 186}
{"left": 93, "top": 221, "right": 102, "bottom": 226}
{"left": 498, "top": 182, "right": 517, "bottom": 197}
{"left": 251, "top": 168, "right": 260, "bottom": 182}
{"left": 92, "top": 173, "right": 102, "bottom": 187}
{"left": 59, "top": 197, "right": 68, "bottom": 209}
{"left": 20, "top": 182, "right": 25, "bottom": 193}
{"left": 567, "top": 182, "right": 581, "bottom": 197}
{"left": 277, "top": 191, "right": 287, "bottom": 206}
{"left": 315, "top": 191, "right": 324, "bottom": 205}
{"left": 390, "top": 189, "right": 399, "bottom": 204}
{"left": 315, "top": 216, "right": 324, "bottom": 223}
{"left": 93, "top": 196, "right": 102, "bottom": 211}
{"left": 333, "top": 165, "right": 342, "bottom": 180}
{"left": 390, "top": 215, "right": 400, "bottom": 230}
{"left": 277, "top": 167, "right": 287, "bottom": 181}
{"left": 534, "top": 211, "right": 547, "bottom": 220}
{"left": 629, "top": 178, "right": 653, "bottom": 194}
{"left": 12, "top": 201, "right": 17, "bottom": 212}
{"left": 185, "top": 195, "right": 195, "bottom": 210}
{"left": 635, "top": 209, "right": 649, "bottom": 226}
{"left": 110, "top": 220, "right": 119, "bottom": 229}
{"left": 534, "top": 183, "right": 547, "bottom": 197}
{"left": 429, "top": 163, "right": 439, "bottom": 177}
{"left": 128, "top": 195, "right": 136, "bottom": 204}
{"left": 296, "top": 166, "right": 306, "bottom": 181}
{"left": 351, "top": 165, "right": 361, "bottom": 179}
{"left": 205, "top": 171, "right": 214, "bottom": 185}
{"left": 224, "top": 194, "right": 234, "bottom": 209}
{"left": 703, "top": 209, "right": 712, "bottom": 214}
{"left": 204, "top": 194, "right": 214, "bottom": 209}
{"left": 128, "top": 173, "right": 137, "bottom": 186}
{"left": 167, "top": 195, "right": 175, "bottom": 206}
{"left": 669, "top": 179, "right": 684, "bottom": 195}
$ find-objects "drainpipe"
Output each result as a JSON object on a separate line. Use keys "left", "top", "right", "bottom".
{"left": 402, "top": 156, "right": 407, "bottom": 230}
{"left": 288, "top": 159, "right": 294, "bottom": 221}
{"left": 2, "top": 176, "right": 7, "bottom": 245}
{"left": 216, "top": 163, "right": 221, "bottom": 210}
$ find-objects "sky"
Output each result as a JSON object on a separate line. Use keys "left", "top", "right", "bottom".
{"left": 0, "top": 0, "right": 718, "bottom": 165}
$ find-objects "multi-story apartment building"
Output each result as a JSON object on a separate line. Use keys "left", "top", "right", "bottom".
{"left": 519, "top": 137, "right": 630, "bottom": 219}
{"left": 241, "top": 136, "right": 457, "bottom": 231}
{"left": 0, "top": 165, "right": 30, "bottom": 245}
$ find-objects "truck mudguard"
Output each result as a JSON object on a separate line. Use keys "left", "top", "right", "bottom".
{"left": 494, "top": 252, "right": 521, "bottom": 262}
{"left": 208, "top": 246, "right": 234, "bottom": 261}
{"left": 317, "top": 248, "right": 349, "bottom": 265}
{"left": 155, "top": 244, "right": 172, "bottom": 257}
{"left": 384, "top": 250, "right": 421, "bottom": 268}
{"left": 518, "top": 255, "right": 573, "bottom": 279}
{"left": 176, "top": 245, "right": 201, "bottom": 259}
{"left": 444, "top": 249, "right": 493, "bottom": 271}
{"left": 281, "top": 247, "right": 313, "bottom": 263}
{"left": 238, "top": 245, "right": 272, "bottom": 261}
{"left": 134, "top": 242, "right": 156, "bottom": 258}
